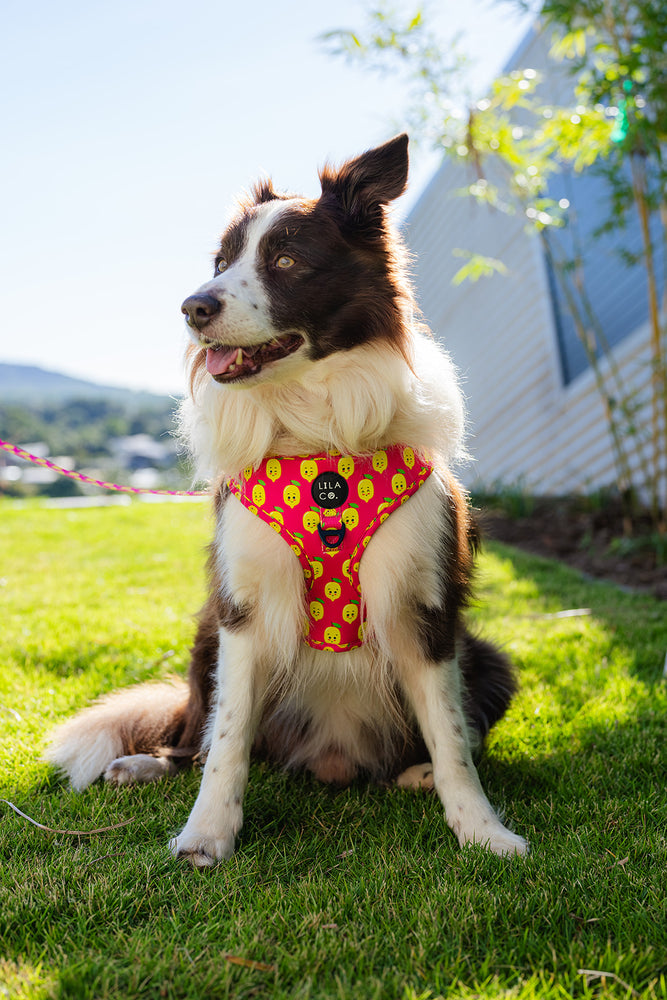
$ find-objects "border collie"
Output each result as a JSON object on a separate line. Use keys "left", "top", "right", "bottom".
{"left": 47, "top": 134, "right": 528, "bottom": 863}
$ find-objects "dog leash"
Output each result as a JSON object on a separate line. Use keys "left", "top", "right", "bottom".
{"left": 0, "top": 437, "right": 208, "bottom": 497}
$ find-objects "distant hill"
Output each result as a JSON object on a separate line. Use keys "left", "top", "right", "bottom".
{"left": 0, "top": 363, "right": 174, "bottom": 407}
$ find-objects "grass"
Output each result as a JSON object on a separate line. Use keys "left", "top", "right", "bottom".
{"left": 1, "top": 498, "right": 666, "bottom": 1000}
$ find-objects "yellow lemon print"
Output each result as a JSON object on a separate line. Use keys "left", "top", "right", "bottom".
{"left": 342, "top": 602, "right": 359, "bottom": 623}
{"left": 266, "top": 458, "right": 282, "bottom": 482}
{"left": 325, "top": 580, "right": 342, "bottom": 602}
{"left": 342, "top": 506, "right": 359, "bottom": 529}
{"left": 300, "top": 459, "right": 318, "bottom": 482}
{"left": 302, "top": 510, "right": 319, "bottom": 533}
{"left": 338, "top": 455, "right": 355, "bottom": 477}
{"left": 358, "top": 477, "right": 374, "bottom": 502}
{"left": 402, "top": 447, "right": 415, "bottom": 468}
{"left": 283, "top": 482, "right": 301, "bottom": 508}
{"left": 324, "top": 625, "right": 341, "bottom": 645}
{"left": 392, "top": 471, "right": 407, "bottom": 495}
{"left": 372, "top": 450, "right": 388, "bottom": 473}
{"left": 252, "top": 482, "right": 266, "bottom": 506}
{"left": 310, "top": 600, "right": 324, "bottom": 621}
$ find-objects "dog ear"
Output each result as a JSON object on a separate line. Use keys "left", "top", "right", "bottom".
{"left": 318, "top": 133, "right": 409, "bottom": 221}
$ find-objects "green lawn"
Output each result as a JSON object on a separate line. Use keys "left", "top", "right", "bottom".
{"left": 1, "top": 499, "right": 665, "bottom": 1000}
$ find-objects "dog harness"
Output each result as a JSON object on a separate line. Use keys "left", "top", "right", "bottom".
{"left": 227, "top": 445, "right": 433, "bottom": 651}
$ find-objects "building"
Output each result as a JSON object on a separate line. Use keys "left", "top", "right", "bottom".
{"left": 406, "top": 25, "right": 664, "bottom": 499}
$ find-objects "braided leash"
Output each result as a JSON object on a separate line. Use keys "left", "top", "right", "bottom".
{"left": 0, "top": 437, "right": 207, "bottom": 497}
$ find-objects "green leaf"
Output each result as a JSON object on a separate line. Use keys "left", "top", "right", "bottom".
{"left": 451, "top": 251, "right": 509, "bottom": 286}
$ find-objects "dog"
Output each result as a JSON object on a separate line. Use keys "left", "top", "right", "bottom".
{"left": 47, "top": 134, "right": 528, "bottom": 863}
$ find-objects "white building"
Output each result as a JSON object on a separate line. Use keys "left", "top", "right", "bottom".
{"left": 406, "top": 25, "right": 663, "bottom": 499}
{"left": 109, "top": 434, "right": 176, "bottom": 470}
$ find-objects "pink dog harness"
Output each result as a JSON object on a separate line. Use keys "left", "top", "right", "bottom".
{"left": 227, "top": 445, "right": 433, "bottom": 651}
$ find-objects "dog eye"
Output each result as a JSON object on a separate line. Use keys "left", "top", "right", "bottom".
{"left": 275, "top": 255, "right": 295, "bottom": 270}
{"left": 216, "top": 258, "right": 229, "bottom": 273}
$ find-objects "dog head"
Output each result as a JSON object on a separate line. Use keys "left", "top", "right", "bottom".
{"left": 181, "top": 134, "right": 412, "bottom": 389}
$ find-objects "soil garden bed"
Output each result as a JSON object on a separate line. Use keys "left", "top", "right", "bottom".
{"left": 479, "top": 494, "right": 667, "bottom": 601}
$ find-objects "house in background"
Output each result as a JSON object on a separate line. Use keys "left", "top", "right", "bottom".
{"left": 108, "top": 433, "right": 176, "bottom": 472}
{"left": 405, "top": 25, "right": 663, "bottom": 498}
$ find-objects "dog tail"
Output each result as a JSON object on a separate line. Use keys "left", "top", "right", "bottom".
{"left": 45, "top": 681, "right": 192, "bottom": 791}
{"left": 460, "top": 631, "right": 518, "bottom": 740}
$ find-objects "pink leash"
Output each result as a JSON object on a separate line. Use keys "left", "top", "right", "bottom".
{"left": 0, "top": 437, "right": 207, "bottom": 497}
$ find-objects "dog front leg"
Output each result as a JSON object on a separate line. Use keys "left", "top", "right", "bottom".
{"left": 170, "top": 631, "right": 264, "bottom": 867}
{"left": 397, "top": 652, "right": 528, "bottom": 857}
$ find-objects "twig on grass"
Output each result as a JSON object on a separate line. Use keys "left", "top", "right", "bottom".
{"left": 223, "top": 955, "right": 276, "bottom": 973}
{"left": 1, "top": 799, "right": 135, "bottom": 836}
{"left": 578, "top": 969, "right": 639, "bottom": 996}
{"left": 0, "top": 704, "right": 22, "bottom": 721}
{"left": 153, "top": 649, "right": 176, "bottom": 668}
{"left": 83, "top": 851, "right": 126, "bottom": 868}
{"left": 526, "top": 608, "right": 592, "bottom": 620}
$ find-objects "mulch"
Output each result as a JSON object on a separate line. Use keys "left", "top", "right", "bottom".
{"left": 480, "top": 496, "right": 667, "bottom": 601}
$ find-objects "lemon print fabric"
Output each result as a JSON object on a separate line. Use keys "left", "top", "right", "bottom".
{"left": 252, "top": 481, "right": 266, "bottom": 506}
{"left": 226, "top": 446, "right": 433, "bottom": 652}
{"left": 266, "top": 458, "right": 282, "bottom": 482}
{"left": 391, "top": 471, "right": 407, "bottom": 495}
{"left": 357, "top": 476, "right": 374, "bottom": 502}
{"left": 283, "top": 481, "right": 301, "bottom": 508}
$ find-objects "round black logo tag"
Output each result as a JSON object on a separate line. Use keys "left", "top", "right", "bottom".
{"left": 311, "top": 472, "right": 349, "bottom": 509}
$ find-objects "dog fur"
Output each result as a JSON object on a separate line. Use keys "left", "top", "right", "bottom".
{"left": 46, "top": 134, "right": 528, "bottom": 862}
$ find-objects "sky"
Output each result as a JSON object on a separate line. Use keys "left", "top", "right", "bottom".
{"left": 1, "top": 0, "right": 533, "bottom": 396}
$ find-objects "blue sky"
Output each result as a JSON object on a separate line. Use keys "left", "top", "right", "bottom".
{"left": 1, "top": 0, "right": 532, "bottom": 395}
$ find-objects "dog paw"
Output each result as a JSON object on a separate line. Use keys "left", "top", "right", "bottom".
{"left": 461, "top": 822, "right": 529, "bottom": 857}
{"left": 395, "top": 763, "right": 434, "bottom": 790}
{"left": 104, "top": 754, "right": 175, "bottom": 785}
{"left": 169, "top": 830, "right": 236, "bottom": 867}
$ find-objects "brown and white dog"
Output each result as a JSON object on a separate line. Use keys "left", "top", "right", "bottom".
{"left": 47, "top": 134, "right": 528, "bottom": 863}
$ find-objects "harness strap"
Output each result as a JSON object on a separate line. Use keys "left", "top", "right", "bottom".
{"left": 228, "top": 446, "right": 433, "bottom": 651}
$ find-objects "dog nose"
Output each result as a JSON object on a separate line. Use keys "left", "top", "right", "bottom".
{"left": 181, "top": 293, "right": 222, "bottom": 330}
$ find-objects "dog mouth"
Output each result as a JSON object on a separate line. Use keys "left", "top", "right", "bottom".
{"left": 203, "top": 334, "right": 305, "bottom": 382}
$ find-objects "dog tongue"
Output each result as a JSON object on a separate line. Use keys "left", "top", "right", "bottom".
{"left": 206, "top": 346, "right": 240, "bottom": 377}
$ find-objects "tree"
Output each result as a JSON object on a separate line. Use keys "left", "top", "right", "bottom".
{"left": 323, "top": 2, "right": 666, "bottom": 531}
{"left": 536, "top": 0, "right": 667, "bottom": 531}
